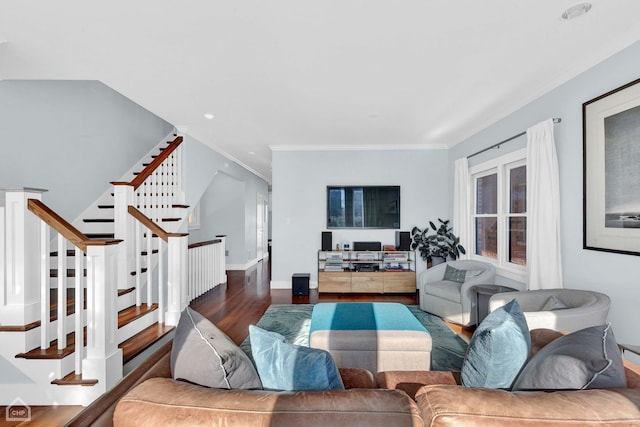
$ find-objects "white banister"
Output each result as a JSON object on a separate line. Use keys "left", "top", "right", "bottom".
{"left": 74, "top": 246, "right": 83, "bottom": 374}
{"left": 187, "top": 238, "right": 226, "bottom": 303}
{"left": 1, "top": 188, "right": 47, "bottom": 326}
{"left": 39, "top": 221, "right": 50, "bottom": 349}
{"left": 166, "top": 234, "right": 188, "bottom": 326}
{"left": 57, "top": 235, "right": 67, "bottom": 350}
{"left": 112, "top": 183, "right": 134, "bottom": 290}
{"left": 82, "top": 243, "right": 123, "bottom": 392}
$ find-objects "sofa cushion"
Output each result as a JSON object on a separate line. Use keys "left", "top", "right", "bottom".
{"left": 512, "top": 323, "right": 627, "bottom": 390}
{"left": 461, "top": 299, "right": 530, "bottom": 389}
{"left": 170, "top": 307, "right": 262, "bottom": 390}
{"left": 249, "top": 325, "right": 344, "bottom": 391}
{"left": 443, "top": 265, "right": 466, "bottom": 283}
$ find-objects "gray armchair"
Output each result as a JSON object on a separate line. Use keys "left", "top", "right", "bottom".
{"left": 488, "top": 288, "right": 610, "bottom": 332}
{"left": 418, "top": 260, "right": 497, "bottom": 326}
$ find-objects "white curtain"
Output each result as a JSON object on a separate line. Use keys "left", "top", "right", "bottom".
{"left": 527, "top": 118, "right": 563, "bottom": 290}
{"left": 453, "top": 157, "right": 471, "bottom": 260}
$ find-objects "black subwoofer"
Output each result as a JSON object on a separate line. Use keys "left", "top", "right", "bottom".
{"left": 292, "top": 273, "right": 310, "bottom": 296}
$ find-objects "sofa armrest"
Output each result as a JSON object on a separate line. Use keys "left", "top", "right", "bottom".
{"left": 415, "top": 385, "right": 640, "bottom": 426}
{"left": 376, "top": 370, "right": 460, "bottom": 399}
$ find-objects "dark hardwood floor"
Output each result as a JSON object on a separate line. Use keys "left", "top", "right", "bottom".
{"left": 1, "top": 258, "right": 462, "bottom": 426}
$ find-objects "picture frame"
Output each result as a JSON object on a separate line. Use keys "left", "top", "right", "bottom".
{"left": 583, "top": 77, "right": 640, "bottom": 256}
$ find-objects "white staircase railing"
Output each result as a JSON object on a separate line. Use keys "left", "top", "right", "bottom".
{"left": 27, "top": 197, "right": 123, "bottom": 390}
{"left": 187, "top": 237, "right": 226, "bottom": 302}
{"left": 113, "top": 136, "right": 185, "bottom": 291}
{"left": 128, "top": 206, "right": 188, "bottom": 326}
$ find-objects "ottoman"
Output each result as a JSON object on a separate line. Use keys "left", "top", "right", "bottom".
{"left": 309, "top": 302, "right": 432, "bottom": 372}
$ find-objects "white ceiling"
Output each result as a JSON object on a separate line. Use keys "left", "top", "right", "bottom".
{"left": 1, "top": 1, "right": 640, "bottom": 183}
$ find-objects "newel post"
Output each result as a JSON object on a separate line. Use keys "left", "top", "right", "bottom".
{"left": 165, "top": 234, "right": 188, "bottom": 326}
{"left": 82, "top": 242, "right": 123, "bottom": 391}
{"left": 112, "top": 183, "right": 134, "bottom": 290}
{"left": 1, "top": 187, "right": 47, "bottom": 325}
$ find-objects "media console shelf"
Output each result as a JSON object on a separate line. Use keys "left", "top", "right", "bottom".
{"left": 317, "top": 250, "right": 416, "bottom": 294}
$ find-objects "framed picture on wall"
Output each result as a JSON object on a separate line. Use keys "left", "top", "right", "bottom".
{"left": 583, "top": 77, "right": 640, "bottom": 256}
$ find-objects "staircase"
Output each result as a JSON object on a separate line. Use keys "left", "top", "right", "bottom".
{"left": 0, "top": 133, "right": 226, "bottom": 405}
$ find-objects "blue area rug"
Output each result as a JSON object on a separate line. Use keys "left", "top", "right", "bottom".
{"left": 240, "top": 304, "right": 468, "bottom": 371}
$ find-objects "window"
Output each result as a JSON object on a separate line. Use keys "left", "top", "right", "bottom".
{"left": 470, "top": 148, "right": 527, "bottom": 279}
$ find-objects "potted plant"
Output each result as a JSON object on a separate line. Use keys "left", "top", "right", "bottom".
{"left": 411, "top": 218, "right": 466, "bottom": 267}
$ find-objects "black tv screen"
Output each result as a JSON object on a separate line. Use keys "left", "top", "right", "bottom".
{"left": 327, "top": 186, "right": 400, "bottom": 229}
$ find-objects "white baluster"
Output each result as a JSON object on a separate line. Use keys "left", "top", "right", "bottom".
{"left": 158, "top": 239, "right": 164, "bottom": 324}
{"left": 75, "top": 246, "right": 83, "bottom": 374}
{"left": 135, "top": 221, "right": 141, "bottom": 307}
{"left": 40, "top": 221, "right": 50, "bottom": 349}
{"left": 146, "top": 226, "right": 153, "bottom": 307}
{"left": 57, "top": 235, "right": 67, "bottom": 350}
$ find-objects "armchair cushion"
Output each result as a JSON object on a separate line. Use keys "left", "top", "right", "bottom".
{"left": 512, "top": 323, "right": 626, "bottom": 390}
{"left": 443, "top": 265, "right": 466, "bottom": 283}
{"left": 461, "top": 299, "right": 530, "bottom": 389}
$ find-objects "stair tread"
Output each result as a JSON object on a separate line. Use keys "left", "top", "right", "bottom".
{"left": 118, "top": 304, "right": 158, "bottom": 329}
{"left": 51, "top": 372, "right": 98, "bottom": 386}
{"left": 120, "top": 322, "right": 174, "bottom": 364}
{"left": 50, "top": 268, "right": 87, "bottom": 278}
{"left": 82, "top": 218, "right": 114, "bottom": 223}
{"left": 16, "top": 304, "right": 158, "bottom": 359}
{"left": 85, "top": 233, "right": 115, "bottom": 239}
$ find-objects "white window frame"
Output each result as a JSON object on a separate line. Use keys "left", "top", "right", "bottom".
{"left": 469, "top": 148, "right": 527, "bottom": 282}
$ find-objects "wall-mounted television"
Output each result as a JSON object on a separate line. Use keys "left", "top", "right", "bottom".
{"left": 327, "top": 186, "right": 400, "bottom": 229}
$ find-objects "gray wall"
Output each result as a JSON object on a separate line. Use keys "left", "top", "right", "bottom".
{"left": 183, "top": 136, "right": 269, "bottom": 268}
{"left": 271, "top": 149, "right": 449, "bottom": 287}
{"left": 0, "top": 80, "right": 174, "bottom": 219}
{"left": 449, "top": 40, "right": 640, "bottom": 352}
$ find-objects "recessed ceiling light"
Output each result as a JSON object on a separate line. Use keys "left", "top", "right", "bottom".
{"left": 204, "top": 113, "right": 215, "bottom": 120}
{"left": 248, "top": 151, "right": 255, "bottom": 155}
{"left": 561, "top": 2, "right": 592, "bottom": 20}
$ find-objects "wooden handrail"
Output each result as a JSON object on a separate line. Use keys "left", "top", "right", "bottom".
{"left": 127, "top": 206, "right": 188, "bottom": 242}
{"left": 188, "top": 239, "right": 222, "bottom": 250}
{"left": 128, "top": 136, "right": 183, "bottom": 190}
{"left": 27, "top": 199, "right": 121, "bottom": 253}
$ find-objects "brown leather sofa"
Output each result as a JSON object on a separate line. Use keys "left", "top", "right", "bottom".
{"left": 67, "top": 329, "right": 640, "bottom": 427}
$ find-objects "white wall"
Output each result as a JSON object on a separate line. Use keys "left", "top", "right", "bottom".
{"left": 0, "top": 80, "right": 174, "bottom": 219}
{"left": 271, "top": 149, "right": 449, "bottom": 288}
{"left": 449, "top": 40, "right": 640, "bottom": 352}
{"left": 183, "top": 136, "right": 269, "bottom": 268}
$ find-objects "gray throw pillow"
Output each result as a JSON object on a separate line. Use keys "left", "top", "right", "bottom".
{"left": 171, "top": 307, "right": 262, "bottom": 389}
{"left": 512, "top": 323, "right": 626, "bottom": 390}
{"left": 443, "top": 264, "right": 467, "bottom": 283}
{"left": 461, "top": 299, "right": 530, "bottom": 389}
{"left": 540, "top": 295, "right": 569, "bottom": 311}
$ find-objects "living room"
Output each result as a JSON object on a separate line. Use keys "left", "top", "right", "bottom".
{"left": 272, "top": 40, "right": 640, "bottom": 361}
{"left": 2, "top": 2, "right": 640, "bottom": 424}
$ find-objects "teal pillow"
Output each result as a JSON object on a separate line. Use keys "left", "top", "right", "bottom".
{"left": 249, "top": 325, "right": 345, "bottom": 391}
{"left": 461, "top": 299, "right": 530, "bottom": 389}
{"left": 512, "top": 323, "right": 626, "bottom": 390}
{"left": 443, "top": 264, "right": 466, "bottom": 283}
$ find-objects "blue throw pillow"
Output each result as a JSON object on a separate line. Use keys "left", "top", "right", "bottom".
{"left": 249, "top": 325, "right": 345, "bottom": 391}
{"left": 461, "top": 299, "right": 530, "bottom": 389}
